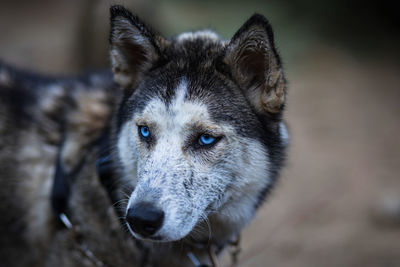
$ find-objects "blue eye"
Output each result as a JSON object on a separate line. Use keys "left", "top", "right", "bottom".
{"left": 139, "top": 126, "right": 150, "bottom": 138}
{"left": 199, "top": 134, "right": 216, "bottom": 146}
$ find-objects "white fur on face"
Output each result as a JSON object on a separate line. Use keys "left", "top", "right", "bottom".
{"left": 119, "top": 78, "right": 272, "bottom": 242}
{"left": 118, "top": 122, "right": 139, "bottom": 187}
{"left": 280, "top": 122, "right": 290, "bottom": 146}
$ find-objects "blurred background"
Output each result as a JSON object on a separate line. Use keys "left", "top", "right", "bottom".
{"left": 1, "top": 0, "right": 399, "bottom": 266}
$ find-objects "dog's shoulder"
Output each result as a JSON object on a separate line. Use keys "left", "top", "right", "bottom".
{"left": 0, "top": 62, "right": 121, "bottom": 265}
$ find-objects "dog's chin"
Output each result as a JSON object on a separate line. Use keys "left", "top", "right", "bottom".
{"left": 129, "top": 233, "right": 187, "bottom": 243}
{"left": 135, "top": 235, "right": 165, "bottom": 242}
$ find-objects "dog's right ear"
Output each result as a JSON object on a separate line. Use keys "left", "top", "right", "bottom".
{"left": 223, "top": 14, "right": 286, "bottom": 114}
{"left": 109, "top": 5, "right": 168, "bottom": 90}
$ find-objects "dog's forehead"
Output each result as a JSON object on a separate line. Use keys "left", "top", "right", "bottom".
{"left": 130, "top": 68, "right": 263, "bottom": 141}
{"left": 166, "top": 31, "right": 226, "bottom": 66}
{"left": 137, "top": 78, "right": 211, "bottom": 130}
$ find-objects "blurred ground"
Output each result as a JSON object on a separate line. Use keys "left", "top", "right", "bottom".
{"left": 1, "top": 1, "right": 399, "bottom": 266}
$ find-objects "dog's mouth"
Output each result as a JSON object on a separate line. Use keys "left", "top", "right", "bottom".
{"left": 125, "top": 222, "right": 187, "bottom": 242}
{"left": 125, "top": 223, "right": 164, "bottom": 242}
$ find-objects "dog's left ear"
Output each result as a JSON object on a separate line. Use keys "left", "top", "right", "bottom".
{"left": 224, "top": 14, "right": 286, "bottom": 114}
{"left": 109, "top": 5, "right": 168, "bottom": 90}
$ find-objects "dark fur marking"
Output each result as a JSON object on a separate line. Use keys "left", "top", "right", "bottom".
{"left": 183, "top": 180, "right": 191, "bottom": 198}
{"left": 0, "top": 84, "right": 36, "bottom": 127}
{"left": 189, "top": 171, "right": 194, "bottom": 186}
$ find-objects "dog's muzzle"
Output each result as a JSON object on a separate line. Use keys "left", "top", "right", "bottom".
{"left": 126, "top": 202, "right": 164, "bottom": 238}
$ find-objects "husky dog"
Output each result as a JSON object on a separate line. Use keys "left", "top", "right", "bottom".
{"left": 0, "top": 5, "right": 288, "bottom": 267}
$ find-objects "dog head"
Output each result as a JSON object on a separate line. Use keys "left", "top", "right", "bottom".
{"left": 109, "top": 5, "right": 287, "bottom": 242}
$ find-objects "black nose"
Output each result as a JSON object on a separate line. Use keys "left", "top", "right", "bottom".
{"left": 126, "top": 203, "right": 164, "bottom": 237}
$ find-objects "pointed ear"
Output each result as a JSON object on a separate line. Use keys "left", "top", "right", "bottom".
{"left": 109, "top": 5, "right": 168, "bottom": 90}
{"left": 224, "top": 14, "right": 286, "bottom": 114}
